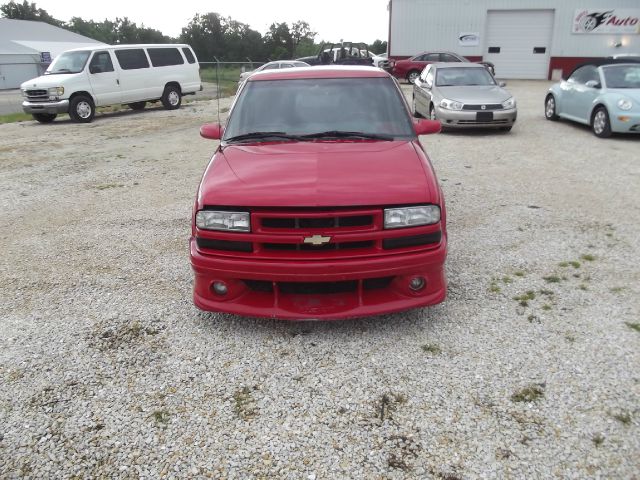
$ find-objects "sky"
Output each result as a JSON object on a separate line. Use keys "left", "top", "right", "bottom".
{"left": 32, "top": 0, "right": 391, "bottom": 43}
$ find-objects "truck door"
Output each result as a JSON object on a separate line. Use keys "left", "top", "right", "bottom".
{"left": 87, "top": 50, "right": 121, "bottom": 107}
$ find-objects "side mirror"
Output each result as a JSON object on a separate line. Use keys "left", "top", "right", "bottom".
{"left": 414, "top": 119, "right": 441, "bottom": 135}
{"left": 585, "top": 80, "right": 601, "bottom": 89}
{"left": 499, "top": 81, "right": 507, "bottom": 87}
{"left": 200, "top": 123, "right": 223, "bottom": 140}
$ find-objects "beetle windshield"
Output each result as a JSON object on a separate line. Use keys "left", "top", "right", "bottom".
{"left": 602, "top": 65, "right": 640, "bottom": 89}
{"left": 436, "top": 67, "right": 496, "bottom": 86}
{"left": 224, "top": 77, "right": 415, "bottom": 140}
{"left": 45, "top": 51, "right": 90, "bottom": 75}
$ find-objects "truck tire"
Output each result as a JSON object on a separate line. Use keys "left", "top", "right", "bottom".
{"left": 33, "top": 113, "right": 57, "bottom": 123}
{"left": 161, "top": 85, "right": 181, "bottom": 110}
{"left": 69, "top": 95, "right": 95, "bottom": 123}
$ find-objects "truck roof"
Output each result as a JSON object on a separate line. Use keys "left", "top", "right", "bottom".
{"left": 249, "top": 66, "right": 391, "bottom": 81}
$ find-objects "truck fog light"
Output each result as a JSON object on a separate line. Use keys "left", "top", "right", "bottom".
{"left": 409, "top": 276, "right": 426, "bottom": 291}
{"left": 212, "top": 281, "right": 228, "bottom": 295}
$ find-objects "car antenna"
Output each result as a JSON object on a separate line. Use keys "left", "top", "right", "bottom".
{"left": 214, "top": 56, "right": 221, "bottom": 126}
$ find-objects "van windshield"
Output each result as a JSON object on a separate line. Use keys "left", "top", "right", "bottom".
{"left": 224, "top": 77, "right": 415, "bottom": 141}
{"left": 45, "top": 51, "right": 91, "bottom": 75}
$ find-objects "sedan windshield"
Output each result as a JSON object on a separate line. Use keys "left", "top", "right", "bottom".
{"left": 603, "top": 65, "right": 640, "bottom": 89}
{"left": 45, "top": 51, "right": 90, "bottom": 75}
{"left": 224, "top": 77, "right": 415, "bottom": 141}
{"left": 436, "top": 67, "right": 495, "bottom": 86}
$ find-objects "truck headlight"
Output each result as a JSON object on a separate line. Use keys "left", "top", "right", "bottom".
{"left": 502, "top": 97, "right": 516, "bottom": 109}
{"left": 48, "top": 87, "right": 64, "bottom": 96}
{"left": 384, "top": 205, "right": 440, "bottom": 229}
{"left": 617, "top": 98, "right": 632, "bottom": 111}
{"left": 196, "top": 210, "right": 250, "bottom": 232}
{"left": 439, "top": 98, "right": 463, "bottom": 110}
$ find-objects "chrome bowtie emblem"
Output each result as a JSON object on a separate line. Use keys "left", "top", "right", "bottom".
{"left": 481, "top": 105, "right": 487, "bottom": 110}
{"left": 303, "top": 235, "right": 331, "bottom": 246}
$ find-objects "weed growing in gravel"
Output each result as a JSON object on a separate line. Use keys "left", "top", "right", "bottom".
{"left": 543, "top": 275, "right": 561, "bottom": 283}
{"left": 611, "top": 411, "right": 632, "bottom": 425}
{"left": 511, "top": 384, "right": 545, "bottom": 403}
{"left": 386, "top": 435, "right": 421, "bottom": 471}
{"left": 625, "top": 322, "right": 640, "bottom": 333}
{"left": 542, "top": 304, "right": 552, "bottom": 311}
{"left": 539, "top": 289, "right": 554, "bottom": 296}
{"left": 421, "top": 344, "right": 441, "bottom": 355}
{"left": 579, "top": 284, "right": 589, "bottom": 291}
{"left": 514, "top": 271, "right": 526, "bottom": 277}
{"left": 565, "top": 334, "right": 576, "bottom": 343}
{"left": 581, "top": 254, "right": 596, "bottom": 262}
{"left": 95, "top": 183, "right": 124, "bottom": 190}
{"left": 502, "top": 276, "right": 513, "bottom": 284}
{"left": 514, "top": 291, "right": 536, "bottom": 307}
{"left": 610, "top": 287, "right": 625, "bottom": 293}
{"left": 527, "top": 314, "right": 538, "bottom": 323}
{"left": 6, "top": 369, "right": 24, "bottom": 382}
{"left": 233, "top": 386, "right": 258, "bottom": 420}
{"left": 489, "top": 281, "right": 501, "bottom": 293}
{"left": 94, "top": 320, "right": 163, "bottom": 351}
{"left": 151, "top": 409, "right": 171, "bottom": 425}
{"left": 592, "top": 433, "right": 605, "bottom": 447}
{"left": 377, "top": 393, "right": 407, "bottom": 422}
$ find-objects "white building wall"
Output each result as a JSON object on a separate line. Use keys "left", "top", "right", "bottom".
{"left": 390, "top": 0, "right": 640, "bottom": 58}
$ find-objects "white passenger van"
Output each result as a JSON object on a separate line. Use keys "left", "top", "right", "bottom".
{"left": 21, "top": 44, "right": 201, "bottom": 123}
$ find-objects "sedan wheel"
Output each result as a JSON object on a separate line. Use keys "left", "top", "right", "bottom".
{"left": 545, "top": 95, "right": 558, "bottom": 120}
{"left": 429, "top": 105, "right": 437, "bottom": 121}
{"left": 407, "top": 71, "right": 419, "bottom": 84}
{"left": 592, "top": 107, "right": 612, "bottom": 138}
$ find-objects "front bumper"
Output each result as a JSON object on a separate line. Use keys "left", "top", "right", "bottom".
{"left": 610, "top": 111, "right": 640, "bottom": 134}
{"left": 22, "top": 99, "right": 69, "bottom": 115}
{"left": 436, "top": 106, "right": 517, "bottom": 129}
{"left": 190, "top": 237, "right": 447, "bottom": 320}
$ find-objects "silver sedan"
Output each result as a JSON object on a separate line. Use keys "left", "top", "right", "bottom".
{"left": 412, "top": 63, "right": 517, "bottom": 131}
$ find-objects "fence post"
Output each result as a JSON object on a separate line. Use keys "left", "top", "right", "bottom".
{"left": 213, "top": 56, "right": 220, "bottom": 100}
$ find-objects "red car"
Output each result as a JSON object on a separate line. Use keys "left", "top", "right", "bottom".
{"left": 192, "top": 66, "right": 446, "bottom": 320}
{"left": 391, "top": 51, "right": 495, "bottom": 84}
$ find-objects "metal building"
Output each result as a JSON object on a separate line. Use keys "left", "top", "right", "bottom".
{"left": 388, "top": 0, "right": 640, "bottom": 79}
{"left": 0, "top": 18, "right": 104, "bottom": 89}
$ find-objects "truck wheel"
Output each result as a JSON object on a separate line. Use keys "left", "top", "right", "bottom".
{"left": 33, "top": 113, "right": 57, "bottom": 123}
{"left": 128, "top": 101, "right": 146, "bottom": 111}
{"left": 161, "top": 85, "right": 181, "bottom": 110}
{"left": 69, "top": 95, "right": 95, "bottom": 123}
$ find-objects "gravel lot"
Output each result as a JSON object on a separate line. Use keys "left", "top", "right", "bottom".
{"left": 1, "top": 81, "right": 639, "bottom": 479}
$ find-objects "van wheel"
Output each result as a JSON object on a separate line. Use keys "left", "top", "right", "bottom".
{"left": 161, "top": 85, "right": 181, "bottom": 110}
{"left": 128, "top": 101, "right": 146, "bottom": 111}
{"left": 33, "top": 113, "right": 57, "bottom": 123}
{"left": 69, "top": 95, "right": 95, "bottom": 123}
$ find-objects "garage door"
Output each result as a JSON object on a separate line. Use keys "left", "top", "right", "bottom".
{"left": 484, "top": 10, "right": 554, "bottom": 79}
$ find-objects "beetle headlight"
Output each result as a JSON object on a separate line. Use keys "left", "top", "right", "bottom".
{"left": 196, "top": 210, "right": 250, "bottom": 232}
{"left": 384, "top": 205, "right": 440, "bottom": 229}
{"left": 502, "top": 97, "right": 516, "bottom": 109}
{"left": 617, "top": 98, "right": 632, "bottom": 111}
{"left": 48, "top": 87, "right": 64, "bottom": 96}
{"left": 439, "top": 98, "right": 463, "bottom": 110}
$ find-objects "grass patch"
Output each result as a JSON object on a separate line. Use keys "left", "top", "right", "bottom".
{"left": 0, "top": 112, "right": 33, "bottom": 124}
{"left": 592, "top": 433, "right": 605, "bottom": 447}
{"left": 511, "top": 384, "right": 545, "bottom": 403}
{"left": 581, "top": 254, "right": 596, "bottom": 262}
{"left": 625, "top": 322, "right": 640, "bottom": 333}
{"left": 579, "top": 284, "right": 588, "bottom": 291}
{"left": 542, "top": 304, "right": 552, "bottom": 311}
{"left": 233, "top": 386, "right": 258, "bottom": 420}
{"left": 539, "top": 289, "right": 554, "bottom": 296}
{"left": 565, "top": 334, "right": 575, "bottom": 343}
{"left": 611, "top": 411, "right": 632, "bottom": 425}
{"left": 151, "top": 409, "right": 171, "bottom": 425}
{"left": 527, "top": 314, "right": 537, "bottom": 323}
{"left": 421, "top": 344, "right": 441, "bottom": 355}
{"left": 610, "top": 287, "right": 625, "bottom": 293}
{"left": 502, "top": 276, "right": 513, "bottom": 284}
{"left": 558, "top": 261, "right": 569, "bottom": 267}
{"left": 514, "top": 271, "right": 526, "bottom": 277}
{"left": 569, "top": 261, "right": 581, "bottom": 268}
{"left": 489, "top": 281, "right": 501, "bottom": 293}
{"left": 95, "top": 183, "right": 124, "bottom": 190}
{"left": 543, "top": 275, "right": 561, "bottom": 283}
{"left": 514, "top": 291, "right": 536, "bottom": 307}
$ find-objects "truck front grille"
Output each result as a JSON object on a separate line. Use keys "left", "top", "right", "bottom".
{"left": 25, "top": 89, "right": 49, "bottom": 102}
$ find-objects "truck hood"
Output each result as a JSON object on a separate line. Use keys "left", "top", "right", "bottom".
{"left": 20, "top": 73, "right": 81, "bottom": 89}
{"left": 199, "top": 140, "right": 435, "bottom": 207}
{"left": 438, "top": 85, "right": 511, "bottom": 104}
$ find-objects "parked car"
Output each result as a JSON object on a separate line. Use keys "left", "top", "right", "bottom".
{"left": 545, "top": 60, "right": 640, "bottom": 138}
{"left": 192, "top": 66, "right": 446, "bottom": 320}
{"left": 296, "top": 42, "right": 374, "bottom": 67}
{"left": 237, "top": 60, "right": 309, "bottom": 89}
{"left": 21, "top": 44, "right": 201, "bottom": 123}
{"left": 391, "top": 51, "right": 495, "bottom": 83}
{"left": 363, "top": 51, "right": 389, "bottom": 69}
{"left": 412, "top": 63, "right": 516, "bottom": 131}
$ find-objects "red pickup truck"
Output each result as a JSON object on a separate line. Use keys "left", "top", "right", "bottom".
{"left": 191, "top": 66, "right": 447, "bottom": 320}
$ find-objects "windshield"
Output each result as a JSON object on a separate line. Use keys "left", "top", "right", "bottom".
{"left": 436, "top": 67, "right": 495, "bottom": 86}
{"left": 603, "top": 65, "right": 640, "bottom": 89}
{"left": 46, "top": 51, "right": 90, "bottom": 75}
{"left": 223, "top": 77, "right": 415, "bottom": 141}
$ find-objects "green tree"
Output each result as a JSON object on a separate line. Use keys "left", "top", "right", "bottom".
{"left": 1, "top": 0, "right": 62, "bottom": 26}
{"left": 368, "top": 40, "right": 388, "bottom": 54}
{"left": 264, "top": 22, "right": 294, "bottom": 59}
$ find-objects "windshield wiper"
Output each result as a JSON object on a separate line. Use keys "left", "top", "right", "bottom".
{"left": 224, "top": 131, "right": 302, "bottom": 143}
{"left": 300, "top": 131, "right": 394, "bottom": 141}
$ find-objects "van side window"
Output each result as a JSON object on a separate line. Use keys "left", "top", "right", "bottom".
{"left": 182, "top": 47, "right": 196, "bottom": 64}
{"left": 89, "top": 51, "right": 114, "bottom": 73}
{"left": 115, "top": 49, "right": 150, "bottom": 70}
{"left": 148, "top": 48, "right": 184, "bottom": 67}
